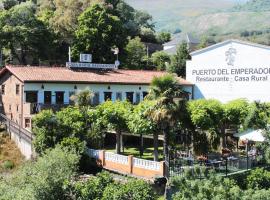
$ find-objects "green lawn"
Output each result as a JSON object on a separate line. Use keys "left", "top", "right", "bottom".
{"left": 106, "top": 145, "right": 164, "bottom": 161}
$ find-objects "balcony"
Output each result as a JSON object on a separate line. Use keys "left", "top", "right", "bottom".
{"left": 24, "top": 103, "right": 70, "bottom": 115}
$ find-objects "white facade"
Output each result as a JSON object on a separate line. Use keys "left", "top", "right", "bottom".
{"left": 186, "top": 40, "right": 270, "bottom": 102}
{"left": 24, "top": 83, "right": 149, "bottom": 104}
{"left": 24, "top": 83, "right": 193, "bottom": 104}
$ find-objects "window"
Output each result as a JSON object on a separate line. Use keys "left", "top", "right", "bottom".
{"left": 25, "top": 91, "right": 38, "bottom": 103}
{"left": 44, "top": 91, "right": 52, "bottom": 104}
{"left": 16, "top": 84, "right": 20, "bottom": 95}
{"left": 25, "top": 118, "right": 31, "bottom": 128}
{"left": 92, "top": 92, "right": 100, "bottom": 105}
{"left": 135, "top": 92, "right": 141, "bottom": 104}
{"left": 55, "top": 91, "right": 64, "bottom": 104}
{"left": 9, "top": 104, "right": 11, "bottom": 112}
{"left": 126, "top": 92, "right": 134, "bottom": 103}
{"left": 1, "top": 85, "right": 5, "bottom": 95}
{"left": 16, "top": 105, "right": 19, "bottom": 112}
{"left": 116, "top": 92, "right": 122, "bottom": 101}
{"left": 143, "top": 92, "right": 148, "bottom": 99}
{"left": 104, "top": 92, "right": 112, "bottom": 101}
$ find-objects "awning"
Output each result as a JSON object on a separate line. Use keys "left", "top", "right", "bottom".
{"left": 233, "top": 129, "right": 265, "bottom": 142}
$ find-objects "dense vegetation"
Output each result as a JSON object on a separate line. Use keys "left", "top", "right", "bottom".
{"left": 0, "top": 145, "right": 156, "bottom": 200}
{"left": 0, "top": 0, "right": 175, "bottom": 69}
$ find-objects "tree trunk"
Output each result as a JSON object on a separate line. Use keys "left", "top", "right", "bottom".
{"left": 116, "top": 131, "right": 121, "bottom": 154}
{"left": 140, "top": 134, "right": 144, "bottom": 158}
{"left": 163, "top": 129, "right": 169, "bottom": 163}
{"left": 120, "top": 133, "right": 124, "bottom": 153}
{"left": 153, "top": 132, "right": 159, "bottom": 161}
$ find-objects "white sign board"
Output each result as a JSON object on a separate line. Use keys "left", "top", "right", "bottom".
{"left": 66, "top": 62, "right": 116, "bottom": 69}
{"left": 186, "top": 40, "right": 270, "bottom": 102}
{"left": 80, "top": 54, "right": 92, "bottom": 63}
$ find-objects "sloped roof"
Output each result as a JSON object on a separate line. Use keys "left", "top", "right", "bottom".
{"left": 190, "top": 39, "right": 270, "bottom": 56}
{"left": 0, "top": 65, "right": 193, "bottom": 86}
{"left": 163, "top": 33, "right": 199, "bottom": 46}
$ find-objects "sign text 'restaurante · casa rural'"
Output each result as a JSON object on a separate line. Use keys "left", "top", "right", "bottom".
{"left": 192, "top": 67, "right": 270, "bottom": 82}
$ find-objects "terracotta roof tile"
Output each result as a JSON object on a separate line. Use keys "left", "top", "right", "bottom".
{"left": 2, "top": 65, "right": 193, "bottom": 85}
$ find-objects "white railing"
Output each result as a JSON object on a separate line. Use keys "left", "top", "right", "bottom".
{"left": 87, "top": 148, "right": 100, "bottom": 159}
{"left": 105, "top": 152, "right": 128, "bottom": 165}
{"left": 133, "top": 157, "right": 160, "bottom": 171}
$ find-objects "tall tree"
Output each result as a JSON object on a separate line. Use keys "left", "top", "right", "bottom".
{"left": 151, "top": 51, "right": 171, "bottom": 71}
{"left": 97, "top": 101, "right": 132, "bottom": 154}
{"left": 72, "top": 3, "right": 127, "bottom": 63}
{"left": 0, "top": 2, "right": 53, "bottom": 65}
{"left": 147, "top": 74, "right": 184, "bottom": 163}
{"left": 187, "top": 99, "right": 224, "bottom": 154}
{"left": 128, "top": 100, "right": 158, "bottom": 160}
{"left": 124, "top": 37, "right": 146, "bottom": 69}
{"left": 168, "top": 42, "right": 191, "bottom": 78}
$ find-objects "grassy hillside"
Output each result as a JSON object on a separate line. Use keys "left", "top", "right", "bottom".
{"left": 125, "top": 0, "right": 239, "bottom": 32}
{"left": 126, "top": 0, "right": 270, "bottom": 44}
{"left": 232, "top": 0, "right": 270, "bottom": 11}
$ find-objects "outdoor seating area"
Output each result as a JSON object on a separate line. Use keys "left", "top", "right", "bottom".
{"left": 169, "top": 148, "right": 260, "bottom": 177}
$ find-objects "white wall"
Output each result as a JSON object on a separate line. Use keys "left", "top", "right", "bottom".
{"left": 10, "top": 131, "right": 33, "bottom": 160}
{"left": 24, "top": 83, "right": 149, "bottom": 104}
{"left": 24, "top": 83, "right": 193, "bottom": 104}
{"left": 186, "top": 41, "right": 270, "bottom": 102}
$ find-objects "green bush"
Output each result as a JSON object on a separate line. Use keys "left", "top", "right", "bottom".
{"left": 184, "top": 167, "right": 193, "bottom": 179}
{"left": 2, "top": 160, "right": 14, "bottom": 170}
{"left": 0, "top": 146, "right": 80, "bottom": 200}
{"left": 102, "top": 179, "right": 156, "bottom": 200}
{"left": 73, "top": 171, "right": 114, "bottom": 200}
{"left": 247, "top": 168, "right": 270, "bottom": 189}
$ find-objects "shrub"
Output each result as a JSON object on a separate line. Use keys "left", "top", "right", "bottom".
{"left": 102, "top": 179, "right": 156, "bottom": 200}
{"left": 184, "top": 167, "right": 193, "bottom": 179}
{"left": 247, "top": 168, "right": 270, "bottom": 189}
{"left": 73, "top": 171, "right": 114, "bottom": 200}
{"left": 0, "top": 146, "right": 80, "bottom": 200}
{"left": 2, "top": 160, "right": 14, "bottom": 170}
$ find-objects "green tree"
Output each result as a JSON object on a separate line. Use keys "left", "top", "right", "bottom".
{"left": 151, "top": 51, "right": 171, "bottom": 71}
{"left": 168, "top": 42, "right": 191, "bottom": 77}
{"left": 244, "top": 101, "right": 270, "bottom": 130}
{"left": 37, "top": 0, "right": 95, "bottom": 42}
{"left": 124, "top": 37, "right": 146, "bottom": 69}
{"left": 32, "top": 109, "right": 57, "bottom": 154}
{"left": 128, "top": 100, "right": 158, "bottom": 160}
{"left": 72, "top": 3, "right": 127, "bottom": 63}
{"left": 147, "top": 74, "right": 184, "bottom": 163}
{"left": 97, "top": 100, "right": 132, "bottom": 154}
{"left": 0, "top": 2, "right": 53, "bottom": 65}
{"left": 157, "top": 32, "right": 171, "bottom": 44}
{"left": 33, "top": 105, "right": 106, "bottom": 154}
{"left": 139, "top": 27, "right": 157, "bottom": 43}
{"left": 187, "top": 99, "right": 224, "bottom": 154}
{"left": 0, "top": 146, "right": 80, "bottom": 200}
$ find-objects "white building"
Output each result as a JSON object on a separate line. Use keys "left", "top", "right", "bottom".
{"left": 186, "top": 39, "right": 270, "bottom": 102}
{"left": 0, "top": 65, "right": 193, "bottom": 128}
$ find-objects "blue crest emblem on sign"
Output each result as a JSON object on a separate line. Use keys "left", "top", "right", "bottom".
{"left": 225, "top": 47, "right": 237, "bottom": 66}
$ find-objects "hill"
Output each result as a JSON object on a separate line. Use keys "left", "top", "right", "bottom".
{"left": 125, "top": 0, "right": 247, "bottom": 32}
{"left": 126, "top": 0, "right": 270, "bottom": 45}
{"left": 232, "top": 0, "right": 270, "bottom": 11}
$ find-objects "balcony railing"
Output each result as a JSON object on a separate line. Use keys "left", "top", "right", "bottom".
{"left": 24, "top": 103, "right": 70, "bottom": 115}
